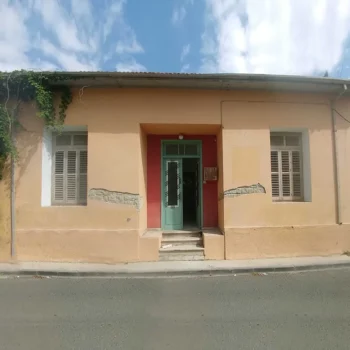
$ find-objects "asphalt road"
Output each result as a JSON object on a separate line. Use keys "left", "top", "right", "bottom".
{"left": 0, "top": 269, "right": 349, "bottom": 350}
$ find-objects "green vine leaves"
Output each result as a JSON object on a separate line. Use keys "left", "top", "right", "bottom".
{"left": 0, "top": 71, "right": 73, "bottom": 179}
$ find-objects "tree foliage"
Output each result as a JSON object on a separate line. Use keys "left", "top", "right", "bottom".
{"left": 0, "top": 70, "right": 73, "bottom": 179}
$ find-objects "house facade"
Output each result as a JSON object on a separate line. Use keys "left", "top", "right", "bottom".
{"left": 1, "top": 72, "right": 350, "bottom": 263}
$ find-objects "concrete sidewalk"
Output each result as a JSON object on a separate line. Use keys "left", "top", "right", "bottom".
{"left": 1, "top": 255, "right": 350, "bottom": 278}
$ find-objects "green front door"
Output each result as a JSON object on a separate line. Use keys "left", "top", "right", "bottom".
{"left": 161, "top": 140, "right": 202, "bottom": 231}
{"left": 162, "top": 158, "right": 183, "bottom": 230}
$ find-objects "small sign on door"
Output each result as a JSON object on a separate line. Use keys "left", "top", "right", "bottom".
{"left": 204, "top": 167, "right": 218, "bottom": 181}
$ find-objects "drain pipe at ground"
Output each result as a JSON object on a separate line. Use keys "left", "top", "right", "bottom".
{"left": 331, "top": 83, "right": 348, "bottom": 225}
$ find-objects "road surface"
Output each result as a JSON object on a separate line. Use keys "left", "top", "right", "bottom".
{"left": 0, "top": 269, "right": 349, "bottom": 349}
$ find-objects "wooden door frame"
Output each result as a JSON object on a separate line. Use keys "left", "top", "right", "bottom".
{"left": 161, "top": 140, "right": 203, "bottom": 230}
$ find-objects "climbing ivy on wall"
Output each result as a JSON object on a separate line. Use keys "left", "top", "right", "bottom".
{"left": 0, "top": 70, "right": 73, "bottom": 179}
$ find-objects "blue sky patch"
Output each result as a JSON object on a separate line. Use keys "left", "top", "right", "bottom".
{"left": 1, "top": 0, "right": 350, "bottom": 78}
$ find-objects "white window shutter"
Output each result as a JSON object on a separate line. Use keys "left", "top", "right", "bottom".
{"left": 78, "top": 150, "right": 88, "bottom": 203}
{"left": 281, "top": 151, "right": 291, "bottom": 197}
{"left": 292, "top": 151, "right": 301, "bottom": 197}
{"left": 270, "top": 133, "right": 303, "bottom": 201}
{"left": 66, "top": 151, "right": 78, "bottom": 202}
{"left": 54, "top": 150, "right": 65, "bottom": 201}
{"left": 52, "top": 132, "right": 88, "bottom": 205}
{"left": 270, "top": 151, "right": 280, "bottom": 197}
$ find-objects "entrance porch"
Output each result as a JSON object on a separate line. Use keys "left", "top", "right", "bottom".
{"left": 141, "top": 124, "right": 224, "bottom": 261}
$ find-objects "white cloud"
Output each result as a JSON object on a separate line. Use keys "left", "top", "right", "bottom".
{"left": 103, "top": 0, "right": 125, "bottom": 40}
{"left": 116, "top": 36, "right": 144, "bottom": 54}
{"left": 181, "top": 44, "right": 191, "bottom": 62}
{"left": 70, "top": 0, "right": 92, "bottom": 19}
{"left": 116, "top": 58, "right": 146, "bottom": 72}
{"left": 0, "top": 0, "right": 145, "bottom": 72}
{"left": 172, "top": 0, "right": 194, "bottom": 25}
{"left": 0, "top": 1, "right": 31, "bottom": 71}
{"left": 33, "top": 0, "right": 91, "bottom": 52}
{"left": 181, "top": 63, "right": 190, "bottom": 72}
{"left": 172, "top": 6, "right": 187, "bottom": 24}
{"left": 202, "top": 0, "right": 350, "bottom": 75}
{"left": 40, "top": 40, "right": 98, "bottom": 71}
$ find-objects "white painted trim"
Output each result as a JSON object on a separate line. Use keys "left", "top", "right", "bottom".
{"left": 41, "top": 125, "right": 88, "bottom": 207}
{"left": 270, "top": 128, "right": 312, "bottom": 202}
{"left": 41, "top": 128, "right": 52, "bottom": 206}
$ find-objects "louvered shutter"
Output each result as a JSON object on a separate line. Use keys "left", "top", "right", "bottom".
{"left": 292, "top": 151, "right": 301, "bottom": 197}
{"left": 270, "top": 133, "right": 303, "bottom": 201}
{"left": 52, "top": 132, "right": 88, "bottom": 205}
{"left": 78, "top": 150, "right": 88, "bottom": 203}
{"left": 270, "top": 151, "right": 279, "bottom": 197}
{"left": 281, "top": 151, "right": 291, "bottom": 197}
{"left": 53, "top": 150, "right": 65, "bottom": 202}
{"left": 67, "top": 150, "right": 78, "bottom": 203}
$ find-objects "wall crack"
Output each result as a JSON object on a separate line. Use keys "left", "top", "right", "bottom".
{"left": 88, "top": 188, "right": 142, "bottom": 210}
{"left": 219, "top": 183, "right": 266, "bottom": 200}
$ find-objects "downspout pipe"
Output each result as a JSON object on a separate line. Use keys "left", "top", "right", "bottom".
{"left": 331, "top": 83, "right": 348, "bottom": 225}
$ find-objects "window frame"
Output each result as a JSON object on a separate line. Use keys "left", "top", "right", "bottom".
{"left": 270, "top": 132, "right": 304, "bottom": 202}
{"left": 51, "top": 131, "right": 88, "bottom": 206}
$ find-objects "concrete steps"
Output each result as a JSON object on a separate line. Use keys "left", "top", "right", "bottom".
{"left": 160, "top": 230, "right": 204, "bottom": 261}
{"left": 161, "top": 236, "right": 202, "bottom": 247}
{"left": 162, "top": 230, "right": 202, "bottom": 238}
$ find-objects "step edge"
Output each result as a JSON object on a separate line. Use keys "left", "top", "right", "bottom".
{"left": 159, "top": 248, "right": 205, "bottom": 253}
{"left": 162, "top": 231, "right": 202, "bottom": 234}
{"left": 160, "top": 245, "right": 204, "bottom": 249}
{"left": 162, "top": 237, "right": 202, "bottom": 242}
{"left": 161, "top": 245, "right": 203, "bottom": 249}
{"left": 162, "top": 233, "right": 202, "bottom": 238}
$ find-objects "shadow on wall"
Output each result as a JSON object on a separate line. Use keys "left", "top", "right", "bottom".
{"left": 14, "top": 118, "right": 41, "bottom": 190}
{"left": 0, "top": 106, "right": 40, "bottom": 260}
{"left": 0, "top": 161, "right": 11, "bottom": 259}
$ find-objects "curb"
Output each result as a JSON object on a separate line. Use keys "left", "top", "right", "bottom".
{"left": 1, "top": 261, "right": 350, "bottom": 278}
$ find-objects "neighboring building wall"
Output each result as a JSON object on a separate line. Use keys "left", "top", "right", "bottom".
{"left": 146, "top": 134, "right": 218, "bottom": 229}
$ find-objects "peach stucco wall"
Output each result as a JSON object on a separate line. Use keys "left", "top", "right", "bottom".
{"left": 222, "top": 101, "right": 335, "bottom": 227}
{"left": 220, "top": 97, "right": 350, "bottom": 259}
{"left": 0, "top": 166, "right": 11, "bottom": 261}
{"left": 1, "top": 87, "right": 350, "bottom": 262}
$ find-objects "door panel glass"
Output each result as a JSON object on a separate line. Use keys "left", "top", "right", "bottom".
{"left": 164, "top": 143, "right": 199, "bottom": 156}
{"left": 185, "top": 144, "right": 197, "bottom": 155}
{"left": 166, "top": 161, "right": 179, "bottom": 206}
{"left": 165, "top": 144, "right": 178, "bottom": 155}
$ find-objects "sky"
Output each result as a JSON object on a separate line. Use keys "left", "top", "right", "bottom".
{"left": 1, "top": 0, "right": 350, "bottom": 77}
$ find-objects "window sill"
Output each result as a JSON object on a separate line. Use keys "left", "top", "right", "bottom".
{"left": 49, "top": 204, "right": 87, "bottom": 207}
{"left": 272, "top": 200, "right": 310, "bottom": 204}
